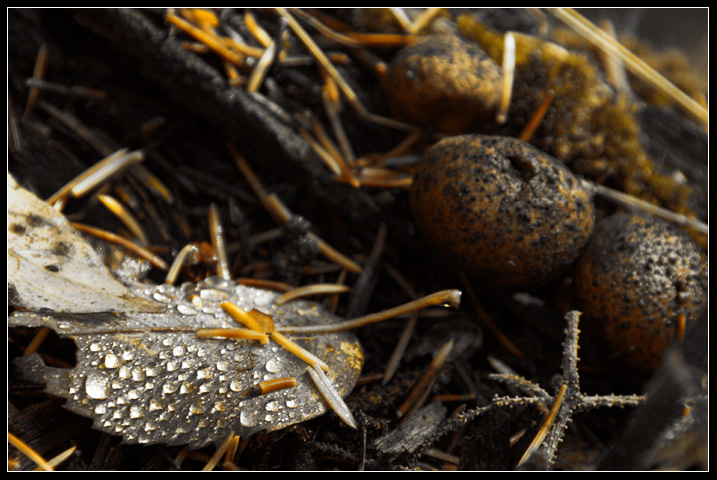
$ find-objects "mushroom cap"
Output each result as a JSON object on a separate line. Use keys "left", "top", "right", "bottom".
{"left": 384, "top": 35, "right": 503, "bottom": 135}
{"left": 410, "top": 134, "right": 595, "bottom": 291}
{"left": 574, "top": 211, "right": 708, "bottom": 374}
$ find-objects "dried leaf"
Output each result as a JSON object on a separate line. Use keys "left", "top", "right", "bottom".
{"left": 7, "top": 173, "right": 163, "bottom": 314}
{"left": 8, "top": 173, "right": 363, "bottom": 448}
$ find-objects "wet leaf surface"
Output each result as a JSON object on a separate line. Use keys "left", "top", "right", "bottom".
{"left": 10, "top": 275, "right": 362, "bottom": 449}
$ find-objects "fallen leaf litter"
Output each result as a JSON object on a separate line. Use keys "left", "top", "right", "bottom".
{"left": 8, "top": 7, "right": 707, "bottom": 470}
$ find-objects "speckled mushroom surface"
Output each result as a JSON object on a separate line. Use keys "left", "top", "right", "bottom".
{"left": 409, "top": 134, "right": 595, "bottom": 292}
{"left": 573, "top": 211, "right": 708, "bottom": 374}
{"left": 384, "top": 34, "right": 503, "bottom": 134}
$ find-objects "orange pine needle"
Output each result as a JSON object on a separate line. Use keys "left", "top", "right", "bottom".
{"left": 241, "top": 377, "right": 298, "bottom": 397}
{"left": 246, "top": 309, "right": 276, "bottom": 333}
{"left": 166, "top": 12, "right": 245, "bottom": 67}
{"left": 8, "top": 432, "right": 53, "bottom": 471}
{"left": 70, "top": 222, "right": 168, "bottom": 270}
{"left": 220, "top": 302, "right": 267, "bottom": 333}
{"left": 196, "top": 327, "right": 269, "bottom": 345}
{"left": 519, "top": 94, "right": 553, "bottom": 142}
{"left": 270, "top": 330, "right": 330, "bottom": 372}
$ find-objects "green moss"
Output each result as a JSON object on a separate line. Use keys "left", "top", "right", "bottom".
{"left": 456, "top": 14, "right": 701, "bottom": 247}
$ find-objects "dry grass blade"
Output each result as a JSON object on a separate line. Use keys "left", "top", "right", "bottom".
{"left": 276, "top": 289, "right": 461, "bottom": 335}
{"left": 201, "top": 431, "right": 235, "bottom": 471}
{"left": 585, "top": 180, "right": 709, "bottom": 234}
{"left": 209, "top": 203, "right": 231, "bottom": 280}
{"left": 397, "top": 339, "right": 454, "bottom": 420}
{"left": 550, "top": 8, "right": 708, "bottom": 126}
{"left": 46, "top": 149, "right": 143, "bottom": 206}
{"left": 274, "top": 283, "right": 351, "bottom": 305}
{"left": 21, "top": 42, "right": 48, "bottom": 123}
{"left": 517, "top": 384, "right": 567, "bottom": 467}
{"left": 496, "top": 31, "right": 515, "bottom": 125}
{"left": 71, "top": 222, "right": 168, "bottom": 270}
{"left": 8, "top": 432, "right": 53, "bottom": 471}
{"left": 165, "top": 243, "right": 200, "bottom": 284}
{"left": 307, "top": 364, "right": 358, "bottom": 429}
{"left": 275, "top": 7, "right": 418, "bottom": 132}
{"left": 97, "top": 194, "right": 149, "bottom": 245}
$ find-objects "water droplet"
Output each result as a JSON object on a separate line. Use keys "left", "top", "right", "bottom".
{"left": 103, "top": 352, "right": 120, "bottom": 368}
{"left": 177, "top": 303, "right": 197, "bottom": 315}
{"left": 162, "top": 381, "right": 179, "bottom": 395}
{"left": 156, "top": 284, "right": 176, "bottom": 295}
{"left": 173, "top": 345, "right": 185, "bottom": 357}
{"left": 153, "top": 292, "right": 173, "bottom": 303}
{"left": 230, "top": 380, "right": 242, "bottom": 392}
{"left": 199, "top": 383, "right": 212, "bottom": 394}
{"left": 216, "top": 360, "right": 229, "bottom": 372}
{"left": 199, "top": 287, "right": 230, "bottom": 303}
{"left": 85, "top": 373, "right": 109, "bottom": 399}
{"left": 132, "top": 369, "right": 145, "bottom": 382}
{"left": 252, "top": 289, "right": 273, "bottom": 307}
{"left": 90, "top": 343, "right": 102, "bottom": 352}
{"left": 130, "top": 405, "right": 144, "bottom": 419}
{"left": 118, "top": 366, "right": 130, "bottom": 379}
{"left": 265, "top": 401, "right": 280, "bottom": 412}
{"left": 265, "top": 358, "right": 282, "bottom": 373}
{"left": 189, "top": 295, "right": 203, "bottom": 309}
{"left": 94, "top": 404, "right": 107, "bottom": 415}
{"left": 240, "top": 410, "right": 258, "bottom": 427}
{"left": 204, "top": 276, "right": 231, "bottom": 289}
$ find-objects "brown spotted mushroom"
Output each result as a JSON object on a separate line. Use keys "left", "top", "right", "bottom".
{"left": 409, "top": 134, "right": 595, "bottom": 291}
{"left": 573, "top": 211, "right": 708, "bottom": 374}
{"left": 383, "top": 34, "right": 503, "bottom": 135}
